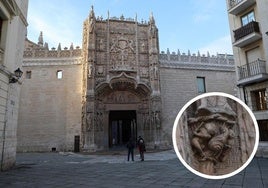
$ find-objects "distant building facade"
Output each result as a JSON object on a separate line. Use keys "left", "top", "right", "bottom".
{"left": 0, "top": 0, "right": 28, "bottom": 170}
{"left": 18, "top": 7, "right": 236, "bottom": 152}
{"left": 226, "top": 0, "right": 268, "bottom": 155}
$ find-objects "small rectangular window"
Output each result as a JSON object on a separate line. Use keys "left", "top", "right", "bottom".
{"left": 26, "top": 71, "right": 31, "bottom": 79}
{"left": 197, "top": 77, "right": 206, "bottom": 93}
{"left": 57, "top": 70, "right": 62, "bottom": 79}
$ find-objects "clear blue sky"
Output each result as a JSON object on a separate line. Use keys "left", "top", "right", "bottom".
{"left": 27, "top": 0, "right": 233, "bottom": 55}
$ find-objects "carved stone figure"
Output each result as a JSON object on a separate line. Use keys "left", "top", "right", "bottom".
{"left": 155, "top": 111, "right": 161, "bottom": 128}
{"left": 86, "top": 113, "right": 93, "bottom": 132}
{"left": 98, "top": 39, "right": 104, "bottom": 51}
{"left": 176, "top": 95, "right": 256, "bottom": 176}
{"left": 191, "top": 121, "right": 234, "bottom": 163}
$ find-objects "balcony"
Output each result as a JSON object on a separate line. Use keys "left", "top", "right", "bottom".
{"left": 237, "top": 59, "right": 268, "bottom": 86}
{"left": 228, "top": 0, "right": 256, "bottom": 15}
{"left": 233, "top": 21, "right": 262, "bottom": 47}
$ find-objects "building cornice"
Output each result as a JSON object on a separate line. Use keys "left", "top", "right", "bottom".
{"left": 160, "top": 61, "right": 235, "bottom": 72}
{"left": 0, "top": 0, "right": 28, "bottom": 26}
{"left": 23, "top": 57, "right": 82, "bottom": 67}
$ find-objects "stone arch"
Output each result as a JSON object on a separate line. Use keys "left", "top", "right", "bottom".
{"left": 92, "top": 72, "right": 152, "bottom": 149}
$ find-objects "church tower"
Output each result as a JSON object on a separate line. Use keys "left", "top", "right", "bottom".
{"left": 81, "top": 6, "right": 162, "bottom": 151}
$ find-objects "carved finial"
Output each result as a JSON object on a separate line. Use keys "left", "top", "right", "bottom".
{"left": 38, "top": 31, "right": 43, "bottom": 46}
{"left": 188, "top": 50, "right": 191, "bottom": 56}
{"left": 207, "top": 51, "right": 210, "bottom": 57}
{"left": 149, "top": 12, "right": 155, "bottom": 25}
{"left": 120, "top": 14, "right": 124, "bottom": 20}
{"left": 89, "top": 5, "right": 95, "bottom": 19}
{"left": 44, "top": 42, "right": 49, "bottom": 50}
{"left": 167, "top": 48, "right": 170, "bottom": 54}
{"left": 198, "top": 51, "right": 201, "bottom": 57}
{"left": 57, "top": 43, "right": 61, "bottom": 51}
{"left": 177, "top": 49, "right": 181, "bottom": 56}
{"left": 70, "top": 43, "right": 74, "bottom": 50}
{"left": 107, "top": 10, "right": 110, "bottom": 19}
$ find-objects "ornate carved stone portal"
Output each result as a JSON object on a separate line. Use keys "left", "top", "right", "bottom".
{"left": 81, "top": 7, "right": 161, "bottom": 151}
{"left": 175, "top": 95, "right": 256, "bottom": 176}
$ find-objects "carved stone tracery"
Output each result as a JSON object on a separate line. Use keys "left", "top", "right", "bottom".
{"left": 81, "top": 7, "right": 162, "bottom": 151}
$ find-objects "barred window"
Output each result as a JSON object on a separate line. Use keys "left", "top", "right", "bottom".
{"left": 252, "top": 89, "right": 267, "bottom": 111}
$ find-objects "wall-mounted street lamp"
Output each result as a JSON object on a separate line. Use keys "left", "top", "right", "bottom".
{"left": 9, "top": 68, "right": 23, "bottom": 83}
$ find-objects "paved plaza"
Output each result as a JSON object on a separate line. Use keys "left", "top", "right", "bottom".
{"left": 0, "top": 150, "right": 267, "bottom": 187}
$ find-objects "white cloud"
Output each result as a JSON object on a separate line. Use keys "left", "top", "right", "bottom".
{"left": 191, "top": 0, "right": 217, "bottom": 23}
{"left": 198, "top": 35, "right": 233, "bottom": 55}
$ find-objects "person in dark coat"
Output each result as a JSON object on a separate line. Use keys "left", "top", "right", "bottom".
{"left": 137, "top": 136, "right": 146, "bottom": 161}
{"left": 126, "top": 137, "right": 135, "bottom": 161}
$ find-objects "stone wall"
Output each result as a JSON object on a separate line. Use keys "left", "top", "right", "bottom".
{"left": 160, "top": 53, "right": 236, "bottom": 148}
{"left": 17, "top": 58, "right": 82, "bottom": 152}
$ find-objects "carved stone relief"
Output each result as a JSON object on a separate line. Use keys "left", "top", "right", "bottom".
{"left": 141, "top": 67, "right": 149, "bottom": 78}
{"left": 109, "top": 33, "right": 136, "bottom": 70}
{"left": 86, "top": 112, "right": 93, "bottom": 132}
{"left": 175, "top": 95, "right": 257, "bottom": 176}
{"left": 96, "top": 66, "right": 105, "bottom": 76}
{"left": 104, "top": 91, "right": 140, "bottom": 104}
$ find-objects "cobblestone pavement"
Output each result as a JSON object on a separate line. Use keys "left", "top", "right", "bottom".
{"left": 0, "top": 150, "right": 267, "bottom": 188}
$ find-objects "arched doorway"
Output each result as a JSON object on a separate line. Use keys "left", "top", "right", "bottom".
{"left": 109, "top": 110, "right": 137, "bottom": 147}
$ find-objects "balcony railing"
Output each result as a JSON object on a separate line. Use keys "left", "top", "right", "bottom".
{"left": 234, "top": 21, "right": 260, "bottom": 41}
{"left": 238, "top": 59, "right": 266, "bottom": 80}
{"left": 228, "top": 0, "right": 256, "bottom": 15}
{"left": 229, "top": 0, "right": 243, "bottom": 8}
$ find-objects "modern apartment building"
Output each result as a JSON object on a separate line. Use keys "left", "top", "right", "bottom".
{"left": 226, "top": 0, "right": 268, "bottom": 154}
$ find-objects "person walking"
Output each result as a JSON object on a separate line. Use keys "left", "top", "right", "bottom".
{"left": 137, "top": 136, "right": 146, "bottom": 161}
{"left": 126, "top": 137, "right": 135, "bottom": 161}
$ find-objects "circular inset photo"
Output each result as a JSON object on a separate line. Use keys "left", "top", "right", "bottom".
{"left": 172, "top": 92, "right": 259, "bottom": 179}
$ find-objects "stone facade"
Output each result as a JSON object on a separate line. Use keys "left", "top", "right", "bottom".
{"left": 18, "top": 7, "right": 236, "bottom": 152}
{"left": 0, "top": 0, "right": 28, "bottom": 170}
{"left": 226, "top": 0, "right": 268, "bottom": 156}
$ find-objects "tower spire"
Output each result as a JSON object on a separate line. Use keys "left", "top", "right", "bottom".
{"left": 149, "top": 12, "right": 155, "bottom": 25}
{"left": 38, "top": 31, "right": 43, "bottom": 46}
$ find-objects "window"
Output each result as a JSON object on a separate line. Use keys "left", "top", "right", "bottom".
{"left": 241, "top": 11, "right": 255, "bottom": 26}
{"left": 26, "top": 71, "right": 31, "bottom": 79}
{"left": 197, "top": 77, "right": 206, "bottom": 93}
{"left": 57, "top": 70, "right": 62, "bottom": 79}
{"left": 252, "top": 89, "right": 267, "bottom": 111}
{"left": 258, "top": 120, "right": 268, "bottom": 141}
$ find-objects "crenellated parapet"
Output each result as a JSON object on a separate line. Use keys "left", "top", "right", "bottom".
{"left": 23, "top": 32, "right": 82, "bottom": 59}
{"left": 159, "top": 49, "right": 235, "bottom": 71}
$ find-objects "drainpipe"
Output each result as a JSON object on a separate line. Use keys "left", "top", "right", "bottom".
{"left": 242, "top": 86, "right": 247, "bottom": 105}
